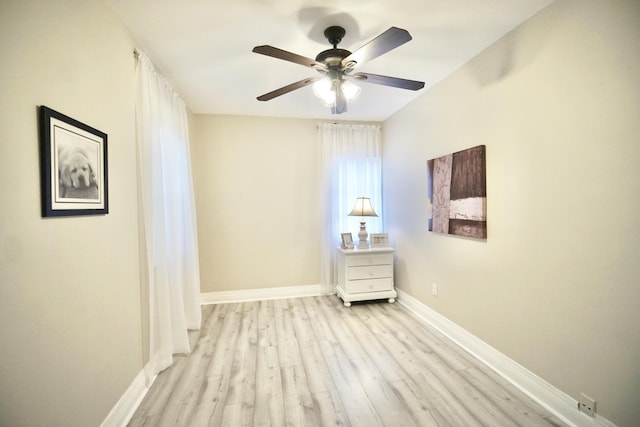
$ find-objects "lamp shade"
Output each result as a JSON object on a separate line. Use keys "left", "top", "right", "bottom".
{"left": 348, "top": 197, "right": 378, "bottom": 217}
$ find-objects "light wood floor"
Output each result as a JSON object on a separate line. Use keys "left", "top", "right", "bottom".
{"left": 128, "top": 296, "right": 566, "bottom": 426}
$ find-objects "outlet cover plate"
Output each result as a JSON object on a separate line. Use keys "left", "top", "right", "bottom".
{"left": 579, "top": 393, "right": 596, "bottom": 417}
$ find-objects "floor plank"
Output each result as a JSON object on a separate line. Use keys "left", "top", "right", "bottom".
{"left": 128, "top": 296, "right": 567, "bottom": 427}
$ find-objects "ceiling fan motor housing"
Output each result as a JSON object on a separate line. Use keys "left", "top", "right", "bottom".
{"left": 315, "top": 48, "right": 351, "bottom": 66}
{"left": 316, "top": 26, "right": 352, "bottom": 68}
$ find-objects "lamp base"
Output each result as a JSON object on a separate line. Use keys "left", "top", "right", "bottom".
{"left": 357, "top": 221, "right": 369, "bottom": 249}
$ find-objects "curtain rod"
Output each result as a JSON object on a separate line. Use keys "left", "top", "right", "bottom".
{"left": 316, "top": 123, "right": 382, "bottom": 129}
{"left": 132, "top": 48, "right": 168, "bottom": 79}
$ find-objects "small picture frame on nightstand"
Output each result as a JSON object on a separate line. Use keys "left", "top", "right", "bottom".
{"left": 370, "top": 233, "right": 389, "bottom": 247}
{"left": 341, "top": 232, "right": 354, "bottom": 249}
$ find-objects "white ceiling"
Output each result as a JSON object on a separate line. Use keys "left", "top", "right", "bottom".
{"left": 105, "top": 0, "right": 553, "bottom": 122}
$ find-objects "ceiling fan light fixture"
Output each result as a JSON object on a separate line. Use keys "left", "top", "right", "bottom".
{"left": 341, "top": 80, "right": 361, "bottom": 101}
{"left": 312, "top": 77, "right": 336, "bottom": 106}
{"left": 313, "top": 78, "right": 360, "bottom": 109}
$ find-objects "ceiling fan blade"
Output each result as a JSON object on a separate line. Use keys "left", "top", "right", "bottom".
{"left": 252, "top": 45, "right": 327, "bottom": 70}
{"left": 342, "top": 27, "right": 412, "bottom": 68}
{"left": 351, "top": 72, "right": 425, "bottom": 91}
{"left": 256, "top": 77, "right": 320, "bottom": 101}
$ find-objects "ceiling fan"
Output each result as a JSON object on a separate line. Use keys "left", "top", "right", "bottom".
{"left": 252, "top": 25, "right": 425, "bottom": 114}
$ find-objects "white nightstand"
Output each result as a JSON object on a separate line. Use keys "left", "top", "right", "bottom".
{"left": 335, "top": 246, "right": 397, "bottom": 307}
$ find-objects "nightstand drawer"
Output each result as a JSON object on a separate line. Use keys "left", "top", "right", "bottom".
{"left": 347, "top": 278, "right": 393, "bottom": 294}
{"left": 347, "top": 264, "right": 393, "bottom": 280}
{"left": 346, "top": 253, "right": 393, "bottom": 267}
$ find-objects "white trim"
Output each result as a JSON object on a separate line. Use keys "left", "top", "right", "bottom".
{"left": 201, "top": 284, "right": 325, "bottom": 305}
{"left": 396, "top": 288, "right": 616, "bottom": 427}
{"left": 100, "top": 368, "right": 156, "bottom": 427}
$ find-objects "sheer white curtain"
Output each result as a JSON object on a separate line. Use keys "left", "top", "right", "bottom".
{"left": 318, "top": 123, "right": 383, "bottom": 294}
{"left": 135, "top": 51, "right": 202, "bottom": 380}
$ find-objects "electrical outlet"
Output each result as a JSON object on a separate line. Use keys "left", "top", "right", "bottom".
{"left": 579, "top": 393, "right": 596, "bottom": 417}
{"left": 432, "top": 283, "right": 438, "bottom": 296}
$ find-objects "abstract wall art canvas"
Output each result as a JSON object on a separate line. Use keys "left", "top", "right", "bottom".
{"left": 427, "top": 145, "right": 486, "bottom": 239}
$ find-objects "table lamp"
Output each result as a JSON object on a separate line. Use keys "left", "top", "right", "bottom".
{"left": 348, "top": 197, "right": 378, "bottom": 249}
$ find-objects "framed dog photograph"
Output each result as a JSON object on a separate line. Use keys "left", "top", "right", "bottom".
{"left": 39, "top": 106, "right": 108, "bottom": 217}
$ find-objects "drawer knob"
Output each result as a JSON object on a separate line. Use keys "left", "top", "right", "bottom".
{"left": 369, "top": 284, "right": 374, "bottom": 289}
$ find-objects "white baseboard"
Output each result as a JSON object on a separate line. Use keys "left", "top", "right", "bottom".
{"left": 100, "top": 368, "right": 155, "bottom": 427}
{"left": 396, "top": 288, "right": 616, "bottom": 427}
{"left": 201, "top": 283, "right": 325, "bottom": 305}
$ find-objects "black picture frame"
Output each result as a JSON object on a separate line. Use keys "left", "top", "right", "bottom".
{"left": 39, "top": 106, "right": 108, "bottom": 217}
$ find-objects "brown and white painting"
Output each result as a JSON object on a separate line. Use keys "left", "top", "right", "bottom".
{"left": 427, "top": 145, "right": 486, "bottom": 239}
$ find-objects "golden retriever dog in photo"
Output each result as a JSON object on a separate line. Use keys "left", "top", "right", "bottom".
{"left": 58, "top": 145, "right": 99, "bottom": 199}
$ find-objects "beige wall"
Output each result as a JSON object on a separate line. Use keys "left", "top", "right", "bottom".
{"left": 0, "top": 1, "right": 143, "bottom": 425}
{"left": 192, "top": 115, "right": 322, "bottom": 292}
{"left": 2, "top": 0, "right": 638, "bottom": 425}
{"left": 382, "top": 0, "right": 640, "bottom": 425}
